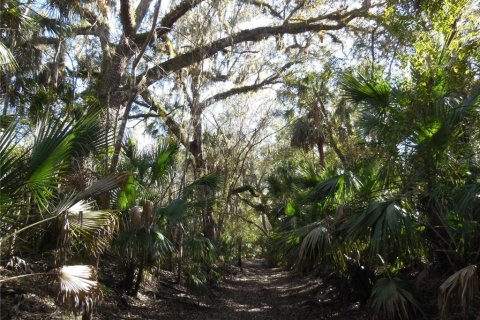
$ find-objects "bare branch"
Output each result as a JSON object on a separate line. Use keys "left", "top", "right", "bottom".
{"left": 132, "top": 0, "right": 162, "bottom": 74}
{"left": 244, "top": 0, "right": 283, "bottom": 20}
{"left": 141, "top": 92, "right": 190, "bottom": 149}
{"left": 135, "top": 0, "right": 205, "bottom": 44}
{"left": 120, "top": 113, "right": 160, "bottom": 120}
{"left": 120, "top": 0, "right": 135, "bottom": 37}
{"left": 135, "top": 0, "right": 154, "bottom": 28}
{"left": 285, "top": 0, "right": 307, "bottom": 21}
{"left": 238, "top": 214, "right": 270, "bottom": 237}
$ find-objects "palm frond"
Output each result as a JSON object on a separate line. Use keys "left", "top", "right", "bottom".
{"left": 298, "top": 221, "right": 331, "bottom": 266}
{"left": 26, "top": 117, "right": 75, "bottom": 209}
{"left": 115, "top": 226, "right": 172, "bottom": 266}
{"left": 159, "top": 198, "right": 188, "bottom": 223}
{"left": 121, "top": 134, "right": 138, "bottom": 163}
{"left": 341, "top": 73, "right": 391, "bottom": 110}
{"left": 290, "top": 116, "right": 318, "bottom": 151}
{"left": 456, "top": 182, "right": 480, "bottom": 217}
{"left": 0, "top": 122, "right": 26, "bottom": 195}
{"left": 347, "top": 201, "right": 416, "bottom": 255}
{"left": 67, "top": 201, "right": 117, "bottom": 256}
{"left": 49, "top": 265, "right": 101, "bottom": 315}
{"left": 370, "top": 277, "right": 423, "bottom": 320}
{"left": 0, "top": 41, "right": 18, "bottom": 72}
{"left": 184, "top": 172, "right": 223, "bottom": 196}
{"left": 304, "top": 174, "right": 342, "bottom": 203}
{"left": 117, "top": 175, "right": 138, "bottom": 210}
{"left": 150, "top": 138, "right": 178, "bottom": 184}
{"left": 76, "top": 172, "right": 131, "bottom": 201}
{"left": 438, "top": 265, "right": 478, "bottom": 319}
{"left": 70, "top": 112, "right": 113, "bottom": 158}
{"left": 186, "top": 234, "right": 216, "bottom": 263}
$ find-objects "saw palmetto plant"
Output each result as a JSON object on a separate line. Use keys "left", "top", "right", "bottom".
{"left": 370, "top": 277, "right": 423, "bottom": 320}
{"left": 1, "top": 264, "right": 101, "bottom": 316}
{"left": 265, "top": 35, "right": 480, "bottom": 318}
{"left": 0, "top": 112, "right": 127, "bottom": 318}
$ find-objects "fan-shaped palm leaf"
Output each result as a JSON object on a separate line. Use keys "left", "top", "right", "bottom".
{"left": 151, "top": 139, "right": 178, "bottom": 184}
{"left": 70, "top": 112, "right": 113, "bottom": 158}
{"left": 49, "top": 265, "right": 101, "bottom": 315}
{"left": 184, "top": 172, "right": 223, "bottom": 196}
{"left": 66, "top": 201, "right": 117, "bottom": 256}
{"left": 347, "top": 201, "right": 416, "bottom": 255}
{"left": 341, "top": 73, "right": 391, "bottom": 110}
{"left": 115, "top": 214, "right": 172, "bottom": 268}
{"left": 186, "top": 234, "right": 216, "bottom": 263}
{"left": 370, "top": 277, "right": 422, "bottom": 320}
{"left": 438, "top": 265, "right": 478, "bottom": 319}
{"left": 291, "top": 115, "right": 319, "bottom": 151}
{"left": 25, "top": 116, "right": 83, "bottom": 209}
{"left": 159, "top": 198, "right": 188, "bottom": 223}
{"left": 298, "top": 221, "right": 332, "bottom": 266}
{"left": 76, "top": 172, "right": 131, "bottom": 201}
{"left": 0, "top": 41, "right": 17, "bottom": 73}
{"left": 0, "top": 122, "right": 26, "bottom": 195}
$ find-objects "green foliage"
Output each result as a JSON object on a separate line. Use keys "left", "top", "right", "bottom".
{"left": 117, "top": 175, "right": 138, "bottom": 210}
{"left": 370, "top": 277, "right": 422, "bottom": 320}
{"left": 1, "top": 0, "right": 479, "bottom": 318}
{"left": 347, "top": 201, "right": 417, "bottom": 256}
{"left": 115, "top": 221, "right": 172, "bottom": 268}
{"left": 298, "top": 222, "right": 331, "bottom": 266}
{"left": 186, "top": 234, "right": 216, "bottom": 264}
{"left": 265, "top": 12, "right": 480, "bottom": 316}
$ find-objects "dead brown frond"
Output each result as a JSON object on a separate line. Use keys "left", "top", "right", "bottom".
{"left": 60, "top": 201, "right": 118, "bottom": 257}
{"left": 130, "top": 206, "right": 143, "bottom": 230}
{"left": 438, "top": 265, "right": 478, "bottom": 319}
{"left": 49, "top": 265, "right": 101, "bottom": 316}
{"left": 143, "top": 200, "right": 154, "bottom": 228}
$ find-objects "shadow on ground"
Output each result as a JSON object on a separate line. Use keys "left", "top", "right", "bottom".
{"left": 97, "top": 259, "right": 367, "bottom": 320}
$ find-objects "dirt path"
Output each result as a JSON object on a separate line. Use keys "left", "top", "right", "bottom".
{"left": 205, "top": 259, "right": 325, "bottom": 320}
{"left": 109, "top": 259, "right": 367, "bottom": 320}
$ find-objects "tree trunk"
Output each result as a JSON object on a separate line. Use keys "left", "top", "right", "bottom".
{"left": 317, "top": 139, "right": 325, "bottom": 168}
{"left": 176, "top": 231, "right": 183, "bottom": 283}
{"left": 237, "top": 237, "right": 243, "bottom": 271}
{"left": 190, "top": 104, "right": 216, "bottom": 241}
{"left": 121, "top": 263, "right": 136, "bottom": 294}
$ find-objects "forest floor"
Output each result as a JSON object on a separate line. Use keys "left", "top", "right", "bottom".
{"left": 1, "top": 259, "right": 368, "bottom": 319}
{"left": 98, "top": 258, "right": 367, "bottom": 320}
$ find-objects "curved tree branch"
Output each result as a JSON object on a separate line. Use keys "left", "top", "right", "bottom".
{"left": 140, "top": 6, "right": 370, "bottom": 87}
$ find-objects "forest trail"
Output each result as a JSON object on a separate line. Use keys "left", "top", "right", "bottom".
{"left": 202, "top": 259, "right": 322, "bottom": 320}
{"left": 100, "top": 259, "right": 366, "bottom": 320}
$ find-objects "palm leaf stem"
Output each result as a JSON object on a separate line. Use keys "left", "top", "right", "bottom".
{"left": 0, "top": 272, "right": 48, "bottom": 283}
{"left": 0, "top": 215, "right": 57, "bottom": 244}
